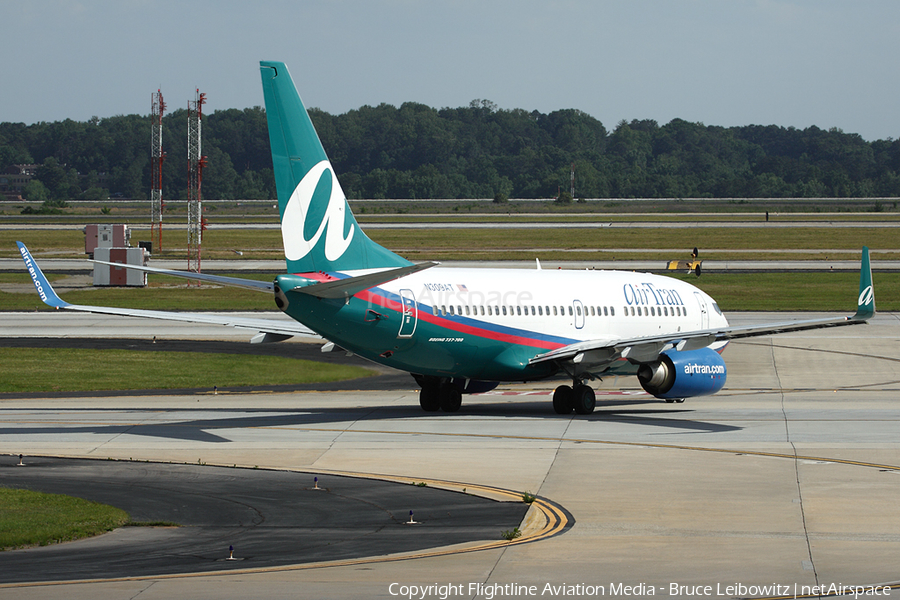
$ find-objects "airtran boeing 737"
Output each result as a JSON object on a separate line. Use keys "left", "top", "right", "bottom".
{"left": 18, "top": 61, "right": 876, "bottom": 415}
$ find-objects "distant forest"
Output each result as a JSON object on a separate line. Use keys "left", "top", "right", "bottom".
{"left": 2, "top": 100, "right": 900, "bottom": 203}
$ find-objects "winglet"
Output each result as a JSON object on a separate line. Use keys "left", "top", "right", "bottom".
{"left": 16, "top": 242, "right": 70, "bottom": 309}
{"left": 854, "top": 246, "right": 875, "bottom": 321}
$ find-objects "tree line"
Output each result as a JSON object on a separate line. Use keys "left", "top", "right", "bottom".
{"left": 2, "top": 100, "right": 899, "bottom": 203}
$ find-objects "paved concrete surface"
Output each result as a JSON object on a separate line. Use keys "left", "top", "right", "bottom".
{"left": 0, "top": 457, "right": 529, "bottom": 584}
{"left": 0, "top": 313, "right": 898, "bottom": 598}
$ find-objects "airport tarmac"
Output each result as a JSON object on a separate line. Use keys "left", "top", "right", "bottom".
{"left": 0, "top": 312, "right": 899, "bottom": 598}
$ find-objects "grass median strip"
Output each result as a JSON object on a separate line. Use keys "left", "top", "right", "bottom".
{"left": 0, "top": 348, "right": 375, "bottom": 393}
{"left": 4, "top": 270, "right": 897, "bottom": 312}
{"left": 0, "top": 487, "right": 129, "bottom": 550}
{"left": 4, "top": 225, "right": 898, "bottom": 260}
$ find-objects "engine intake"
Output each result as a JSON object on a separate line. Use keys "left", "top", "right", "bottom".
{"left": 637, "top": 348, "right": 727, "bottom": 399}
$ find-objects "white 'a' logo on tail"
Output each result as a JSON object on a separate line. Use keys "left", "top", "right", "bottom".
{"left": 282, "top": 160, "right": 355, "bottom": 261}
{"left": 858, "top": 285, "right": 874, "bottom": 306}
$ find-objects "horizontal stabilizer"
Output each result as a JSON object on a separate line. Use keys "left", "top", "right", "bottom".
{"left": 90, "top": 259, "right": 274, "bottom": 292}
{"left": 293, "top": 262, "right": 439, "bottom": 299}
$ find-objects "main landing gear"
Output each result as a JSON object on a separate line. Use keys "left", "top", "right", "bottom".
{"left": 418, "top": 379, "right": 462, "bottom": 413}
{"left": 553, "top": 382, "right": 596, "bottom": 415}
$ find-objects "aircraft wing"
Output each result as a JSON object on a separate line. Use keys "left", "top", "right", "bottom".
{"left": 530, "top": 246, "right": 876, "bottom": 372}
{"left": 89, "top": 258, "right": 274, "bottom": 292}
{"left": 17, "top": 242, "right": 318, "bottom": 341}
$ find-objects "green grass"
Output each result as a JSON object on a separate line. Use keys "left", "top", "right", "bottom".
{"left": 671, "top": 271, "right": 900, "bottom": 311}
{"left": 0, "top": 348, "right": 375, "bottom": 393}
{"left": 0, "top": 272, "right": 276, "bottom": 312}
{"left": 0, "top": 487, "right": 129, "bottom": 550}
{"left": 5, "top": 223, "right": 899, "bottom": 260}
{"left": 367, "top": 226, "right": 898, "bottom": 253}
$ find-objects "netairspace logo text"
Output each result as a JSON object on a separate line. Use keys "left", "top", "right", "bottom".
{"left": 387, "top": 581, "right": 892, "bottom": 599}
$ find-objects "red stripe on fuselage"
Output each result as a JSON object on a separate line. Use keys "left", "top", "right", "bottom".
{"left": 353, "top": 287, "right": 568, "bottom": 351}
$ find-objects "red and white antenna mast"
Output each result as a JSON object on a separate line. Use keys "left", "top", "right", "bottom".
{"left": 187, "top": 89, "right": 206, "bottom": 273}
{"left": 150, "top": 90, "right": 166, "bottom": 252}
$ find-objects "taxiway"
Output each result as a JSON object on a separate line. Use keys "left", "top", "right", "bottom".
{"left": 0, "top": 312, "right": 899, "bottom": 598}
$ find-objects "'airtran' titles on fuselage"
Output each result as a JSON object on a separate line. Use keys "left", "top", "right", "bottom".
{"left": 623, "top": 282, "right": 685, "bottom": 307}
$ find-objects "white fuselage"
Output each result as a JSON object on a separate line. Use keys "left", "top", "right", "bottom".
{"left": 373, "top": 266, "right": 729, "bottom": 347}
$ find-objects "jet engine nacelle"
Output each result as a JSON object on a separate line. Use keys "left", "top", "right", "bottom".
{"left": 636, "top": 347, "right": 727, "bottom": 399}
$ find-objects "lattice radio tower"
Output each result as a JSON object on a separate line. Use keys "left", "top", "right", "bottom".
{"left": 150, "top": 90, "right": 166, "bottom": 251}
{"left": 570, "top": 162, "right": 575, "bottom": 200}
{"left": 187, "top": 89, "right": 206, "bottom": 273}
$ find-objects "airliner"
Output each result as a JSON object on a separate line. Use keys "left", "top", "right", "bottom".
{"left": 17, "top": 60, "right": 876, "bottom": 415}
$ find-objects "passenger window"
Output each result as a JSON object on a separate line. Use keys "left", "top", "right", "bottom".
{"left": 432, "top": 306, "right": 438, "bottom": 316}
{"left": 576, "top": 306, "right": 582, "bottom": 316}
{"left": 480, "top": 306, "right": 485, "bottom": 316}
{"left": 502, "top": 306, "right": 507, "bottom": 316}
{"left": 538, "top": 306, "right": 543, "bottom": 316}
{"left": 553, "top": 306, "right": 558, "bottom": 316}
{"left": 610, "top": 307, "right": 615, "bottom": 316}
{"left": 603, "top": 306, "right": 608, "bottom": 316}
{"left": 441, "top": 306, "right": 446, "bottom": 316}
{"left": 449, "top": 306, "right": 455, "bottom": 316}
{"left": 516, "top": 306, "right": 521, "bottom": 316}
{"left": 590, "top": 306, "right": 595, "bottom": 316}
{"left": 568, "top": 306, "right": 573, "bottom": 316}
{"left": 465, "top": 306, "right": 470, "bottom": 316}
{"left": 531, "top": 306, "right": 536, "bottom": 316}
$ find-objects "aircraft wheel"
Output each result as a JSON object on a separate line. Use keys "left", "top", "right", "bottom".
{"left": 674, "top": 398, "right": 685, "bottom": 404}
{"left": 552, "top": 385, "right": 574, "bottom": 414}
{"left": 572, "top": 384, "right": 596, "bottom": 415}
{"left": 665, "top": 399, "right": 677, "bottom": 404}
{"left": 440, "top": 386, "right": 462, "bottom": 413}
{"left": 419, "top": 385, "right": 441, "bottom": 412}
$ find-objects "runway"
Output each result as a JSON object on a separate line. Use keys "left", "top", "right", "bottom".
{"left": 1, "top": 312, "right": 899, "bottom": 598}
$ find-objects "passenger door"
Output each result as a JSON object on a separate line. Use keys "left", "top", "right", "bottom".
{"left": 398, "top": 289, "right": 418, "bottom": 338}
{"left": 573, "top": 299, "right": 585, "bottom": 330}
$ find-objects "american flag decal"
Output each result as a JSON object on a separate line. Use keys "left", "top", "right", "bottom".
{"left": 456, "top": 284, "right": 468, "bottom": 292}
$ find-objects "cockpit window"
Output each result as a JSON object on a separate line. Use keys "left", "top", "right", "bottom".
{"left": 712, "top": 303, "right": 722, "bottom": 315}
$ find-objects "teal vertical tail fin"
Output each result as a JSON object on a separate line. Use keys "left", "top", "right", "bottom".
{"left": 260, "top": 61, "right": 410, "bottom": 273}
{"left": 854, "top": 246, "right": 875, "bottom": 320}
